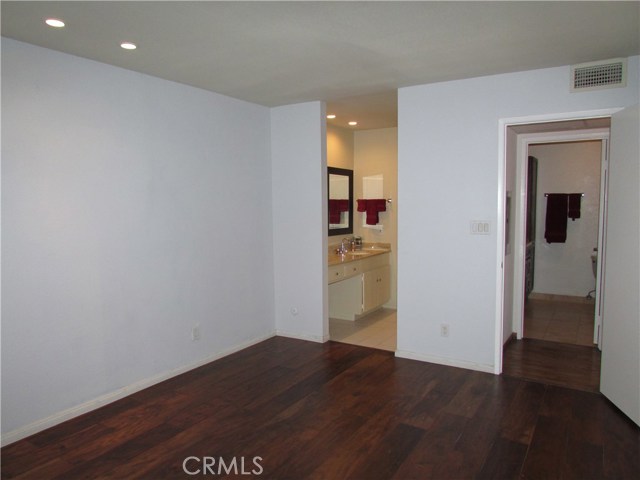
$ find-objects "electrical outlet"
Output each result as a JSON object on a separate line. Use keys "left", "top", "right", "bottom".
{"left": 440, "top": 323, "right": 450, "bottom": 337}
{"left": 191, "top": 325, "right": 201, "bottom": 341}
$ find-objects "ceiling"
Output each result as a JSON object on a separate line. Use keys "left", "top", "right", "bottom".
{"left": 2, "top": 1, "right": 639, "bottom": 130}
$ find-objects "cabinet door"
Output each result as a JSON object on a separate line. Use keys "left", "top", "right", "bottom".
{"left": 377, "top": 265, "right": 391, "bottom": 305}
{"left": 362, "top": 269, "right": 379, "bottom": 313}
{"left": 362, "top": 265, "right": 391, "bottom": 313}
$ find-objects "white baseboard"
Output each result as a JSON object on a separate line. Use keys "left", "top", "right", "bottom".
{"left": 394, "top": 349, "right": 495, "bottom": 374}
{"left": 1, "top": 332, "right": 277, "bottom": 447}
{"left": 275, "top": 329, "right": 329, "bottom": 343}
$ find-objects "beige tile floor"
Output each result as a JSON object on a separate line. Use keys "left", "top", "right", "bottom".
{"left": 329, "top": 308, "right": 397, "bottom": 351}
{"left": 524, "top": 295, "right": 596, "bottom": 346}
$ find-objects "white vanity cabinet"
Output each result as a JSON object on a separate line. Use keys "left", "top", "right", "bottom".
{"left": 329, "top": 253, "right": 390, "bottom": 320}
{"left": 362, "top": 265, "right": 391, "bottom": 314}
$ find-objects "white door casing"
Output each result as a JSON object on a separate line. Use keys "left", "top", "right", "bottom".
{"left": 495, "top": 108, "right": 620, "bottom": 374}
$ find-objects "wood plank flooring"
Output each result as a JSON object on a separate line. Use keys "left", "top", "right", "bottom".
{"left": 2, "top": 337, "right": 638, "bottom": 479}
{"left": 503, "top": 338, "right": 601, "bottom": 392}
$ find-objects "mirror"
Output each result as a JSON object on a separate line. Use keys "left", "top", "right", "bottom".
{"left": 328, "top": 167, "right": 353, "bottom": 236}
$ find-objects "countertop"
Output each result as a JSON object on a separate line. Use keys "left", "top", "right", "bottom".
{"left": 328, "top": 243, "right": 391, "bottom": 266}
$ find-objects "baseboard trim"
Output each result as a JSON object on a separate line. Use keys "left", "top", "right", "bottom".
{"left": 394, "top": 349, "right": 495, "bottom": 374}
{"left": 1, "top": 332, "right": 276, "bottom": 447}
{"left": 275, "top": 330, "right": 328, "bottom": 343}
{"left": 503, "top": 332, "right": 517, "bottom": 349}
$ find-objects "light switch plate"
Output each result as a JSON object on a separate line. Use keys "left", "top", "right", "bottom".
{"left": 470, "top": 221, "right": 490, "bottom": 235}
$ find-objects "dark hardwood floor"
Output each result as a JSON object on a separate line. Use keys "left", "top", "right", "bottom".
{"left": 503, "top": 338, "right": 601, "bottom": 392}
{"left": 2, "top": 337, "right": 638, "bottom": 479}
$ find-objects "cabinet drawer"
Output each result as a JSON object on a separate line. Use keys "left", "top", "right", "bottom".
{"left": 360, "top": 253, "right": 389, "bottom": 271}
{"left": 328, "top": 264, "right": 345, "bottom": 284}
{"left": 343, "top": 262, "right": 361, "bottom": 278}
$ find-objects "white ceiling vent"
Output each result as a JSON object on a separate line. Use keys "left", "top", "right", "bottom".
{"left": 571, "top": 58, "right": 627, "bottom": 92}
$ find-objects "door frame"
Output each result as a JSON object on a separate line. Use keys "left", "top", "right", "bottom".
{"left": 512, "top": 129, "right": 609, "bottom": 340}
{"left": 494, "top": 108, "right": 622, "bottom": 374}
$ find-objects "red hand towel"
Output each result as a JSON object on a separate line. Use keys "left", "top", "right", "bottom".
{"left": 545, "top": 194, "right": 568, "bottom": 243}
{"left": 357, "top": 199, "right": 368, "bottom": 213}
{"left": 329, "top": 199, "right": 349, "bottom": 223}
{"left": 365, "top": 199, "right": 387, "bottom": 225}
{"left": 568, "top": 194, "right": 581, "bottom": 220}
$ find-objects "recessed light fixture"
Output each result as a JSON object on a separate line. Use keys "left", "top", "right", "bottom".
{"left": 348, "top": 121, "right": 358, "bottom": 126}
{"left": 120, "top": 42, "right": 137, "bottom": 50}
{"left": 326, "top": 114, "right": 336, "bottom": 119}
{"left": 45, "top": 18, "right": 65, "bottom": 28}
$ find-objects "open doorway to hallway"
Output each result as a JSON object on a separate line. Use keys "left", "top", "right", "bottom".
{"left": 501, "top": 117, "right": 610, "bottom": 392}
{"left": 522, "top": 139, "right": 604, "bottom": 348}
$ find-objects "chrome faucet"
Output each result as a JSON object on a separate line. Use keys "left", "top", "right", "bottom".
{"left": 336, "top": 237, "right": 354, "bottom": 255}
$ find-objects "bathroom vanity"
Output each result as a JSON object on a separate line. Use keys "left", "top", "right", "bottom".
{"left": 328, "top": 246, "right": 391, "bottom": 320}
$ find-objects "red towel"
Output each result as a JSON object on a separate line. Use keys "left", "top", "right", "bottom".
{"left": 357, "top": 199, "right": 386, "bottom": 225}
{"left": 568, "top": 194, "right": 581, "bottom": 220}
{"left": 329, "top": 199, "right": 349, "bottom": 224}
{"left": 545, "top": 194, "right": 568, "bottom": 243}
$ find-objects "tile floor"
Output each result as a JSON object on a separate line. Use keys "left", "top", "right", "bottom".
{"left": 329, "top": 308, "right": 396, "bottom": 351}
{"left": 524, "top": 295, "right": 596, "bottom": 346}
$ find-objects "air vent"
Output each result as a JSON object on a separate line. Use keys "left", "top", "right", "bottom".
{"left": 571, "top": 58, "right": 627, "bottom": 92}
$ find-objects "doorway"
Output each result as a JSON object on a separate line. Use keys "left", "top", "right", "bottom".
{"left": 498, "top": 115, "right": 612, "bottom": 389}
{"left": 523, "top": 140, "right": 604, "bottom": 346}
{"left": 327, "top": 118, "right": 398, "bottom": 351}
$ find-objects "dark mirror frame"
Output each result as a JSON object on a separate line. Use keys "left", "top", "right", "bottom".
{"left": 328, "top": 167, "right": 354, "bottom": 236}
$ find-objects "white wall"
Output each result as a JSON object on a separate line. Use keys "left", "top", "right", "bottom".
{"left": 397, "top": 57, "right": 639, "bottom": 372}
{"left": 354, "top": 128, "right": 398, "bottom": 308}
{"left": 327, "top": 125, "right": 354, "bottom": 170}
{"left": 530, "top": 141, "right": 602, "bottom": 297}
{"left": 502, "top": 127, "right": 518, "bottom": 344}
{"left": 1, "top": 39, "right": 274, "bottom": 441}
{"left": 271, "top": 102, "right": 328, "bottom": 342}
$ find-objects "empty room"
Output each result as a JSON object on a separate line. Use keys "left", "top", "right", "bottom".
{"left": 2, "top": 2, "right": 639, "bottom": 478}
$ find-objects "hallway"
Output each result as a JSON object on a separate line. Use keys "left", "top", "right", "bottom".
{"left": 504, "top": 295, "right": 600, "bottom": 392}
{"left": 524, "top": 295, "right": 595, "bottom": 346}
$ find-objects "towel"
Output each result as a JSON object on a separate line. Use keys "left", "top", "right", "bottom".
{"left": 329, "top": 199, "right": 349, "bottom": 224}
{"left": 545, "top": 194, "right": 568, "bottom": 243}
{"left": 357, "top": 199, "right": 386, "bottom": 225}
{"left": 568, "top": 194, "right": 581, "bottom": 220}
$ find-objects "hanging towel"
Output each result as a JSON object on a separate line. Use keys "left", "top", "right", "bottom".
{"left": 329, "top": 199, "right": 349, "bottom": 224}
{"left": 568, "top": 194, "right": 582, "bottom": 220}
{"left": 545, "top": 194, "right": 568, "bottom": 243}
{"left": 356, "top": 199, "right": 386, "bottom": 225}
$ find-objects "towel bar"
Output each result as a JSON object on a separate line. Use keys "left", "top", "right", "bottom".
{"left": 544, "top": 193, "right": 584, "bottom": 197}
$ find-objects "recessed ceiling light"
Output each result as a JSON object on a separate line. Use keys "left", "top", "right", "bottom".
{"left": 120, "top": 42, "right": 137, "bottom": 50}
{"left": 326, "top": 114, "right": 336, "bottom": 119}
{"left": 348, "top": 121, "right": 358, "bottom": 126}
{"left": 45, "top": 18, "right": 65, "bottom": 28}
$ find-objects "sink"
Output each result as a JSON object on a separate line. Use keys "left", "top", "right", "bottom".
{"left": 346, "top": 251, "right": 372, "bottom": 256}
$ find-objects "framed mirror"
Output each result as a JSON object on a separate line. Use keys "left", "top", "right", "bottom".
{"left": 328, "top": 167, "right": 353, "bottom": 236}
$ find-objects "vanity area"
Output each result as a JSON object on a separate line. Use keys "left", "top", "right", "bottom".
{"left": 328, "top": 244, "right": 391, "bottom": 320}
{"left": 326, "top": 125, "right": 398, "bottom": 350}
{"left": 327, "top": 165, "right": 392, "bottom": 321}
